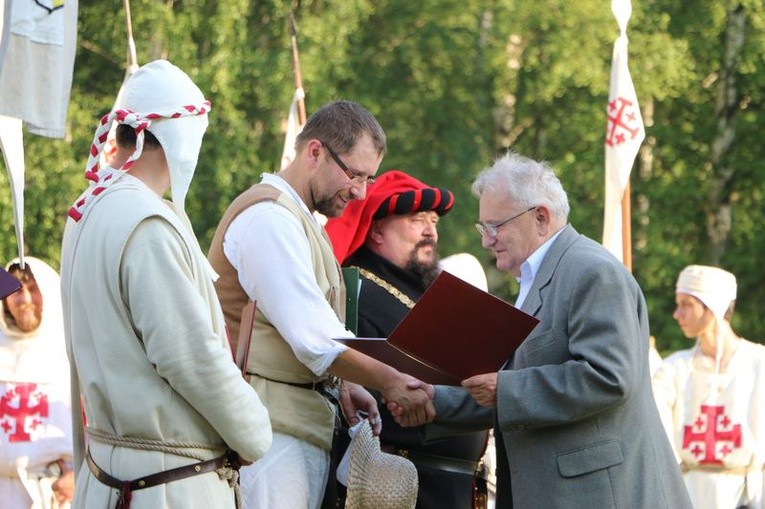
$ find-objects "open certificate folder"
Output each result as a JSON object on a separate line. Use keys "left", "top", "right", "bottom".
{"left": 336, "top": 270, "right": 540, "bottom": 385}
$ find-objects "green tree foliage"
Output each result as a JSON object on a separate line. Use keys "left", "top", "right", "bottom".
{"left": 1, "top": 0, "right": 763, "bottom": 354}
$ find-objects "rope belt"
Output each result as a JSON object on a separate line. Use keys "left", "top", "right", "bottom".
{"left": 395, "top": 448, "right": 481, "bottom": 477}
{"left": 86, "top": 427, "right": 221, "bottom": 461}
{"left": 86, "top": 448, "right": 239, "bottom": 509}
{"left": 85, "top": 428, "right": 243, "bottom": 508}
{"left": 680, "top": 463, "right": 756, "bottom": 475}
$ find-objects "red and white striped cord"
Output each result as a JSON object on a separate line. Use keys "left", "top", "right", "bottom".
{"left": 68, "top": 101, "right": 211, "bottom": 221}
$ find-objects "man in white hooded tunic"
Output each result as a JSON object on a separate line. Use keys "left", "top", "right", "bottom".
{"left": 653, "top": 265, "right": 765, "bottom": 509}
{"left": 60, "top": 60, "right": 272, "bottom": 508}
{"left": 0, "top": 257, "right": 74, "bottom": 508}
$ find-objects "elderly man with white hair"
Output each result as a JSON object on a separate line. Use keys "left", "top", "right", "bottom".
{"left": 653, "top": 265, "right": 765, "bottom": 509}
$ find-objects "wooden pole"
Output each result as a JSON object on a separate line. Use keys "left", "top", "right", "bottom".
{"left": 123, "top": 0, "right": 138, "bottom": 69}
{"left": 621, "top": 181, "right": 632, "bottom": 272}
{"left": 288, "top": 11, "right": 307, "bottom": 125}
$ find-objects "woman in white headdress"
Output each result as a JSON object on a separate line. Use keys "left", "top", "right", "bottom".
{"left": 652, "top": 265, "right": 765, "bottom": 509}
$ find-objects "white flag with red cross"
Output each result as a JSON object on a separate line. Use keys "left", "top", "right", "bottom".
{"left": 603, "top": 0, "right": 644, "bottom": 263}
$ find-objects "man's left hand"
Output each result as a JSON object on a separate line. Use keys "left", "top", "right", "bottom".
{"left": 339, "top": 381, "right": 382, "bottom": 435}
{"left": 462, "top": 372, "right": 498, "bottom": 408}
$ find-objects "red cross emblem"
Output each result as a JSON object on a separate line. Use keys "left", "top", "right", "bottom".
{"left": 682, "top": 404, "right": 742, "bottom": 465}
{"left": 606, "top": 96, "right": 641, "bottom": 147}
{"left": 0, "top": 383, "right": 50, "bottom": 442}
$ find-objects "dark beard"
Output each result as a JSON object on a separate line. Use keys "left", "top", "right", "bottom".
{"left": 314, "top": 196, "right": 341, "bottom": 218}
{"left": 405, "top": 240, "right": 441, "bottom": 286}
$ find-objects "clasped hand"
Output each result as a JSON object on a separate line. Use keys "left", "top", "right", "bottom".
{"left": 381, "top": 375, "right": 435, "bottom": 427}
{"left": 387, "top": 372, "right": 498, "bottom": 427}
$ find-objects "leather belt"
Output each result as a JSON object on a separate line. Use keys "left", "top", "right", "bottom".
{"left": 249, "top": 372, "right": 340, "bottom": 406}
{"left": 86, "top": 448, "right": 238, "bottom": 509}
{"left": 395, "top": 448, "right": 480, "bottom": 477}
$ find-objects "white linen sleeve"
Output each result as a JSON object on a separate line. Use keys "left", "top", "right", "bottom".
{"left": 121, "top": 218, "right": 272, "bottom": 463}
{"left": 223, "top": 203, "right": 349, "bottom": 376}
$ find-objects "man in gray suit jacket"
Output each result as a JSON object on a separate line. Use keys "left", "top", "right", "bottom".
{"left": 393, "top": 153, "right": 692, "bottom": 508}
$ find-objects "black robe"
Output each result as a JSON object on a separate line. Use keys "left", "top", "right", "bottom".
{"left": 337, "top": 246, "right": 489, "bottom": 509}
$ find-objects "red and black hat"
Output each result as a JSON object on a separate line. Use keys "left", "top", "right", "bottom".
{"left": 325, "top": 170, "right": 454, "bottom": 263}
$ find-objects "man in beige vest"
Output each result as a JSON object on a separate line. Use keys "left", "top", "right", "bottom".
{"left": 208, "top": 100, "right": 434, "bottom": 509}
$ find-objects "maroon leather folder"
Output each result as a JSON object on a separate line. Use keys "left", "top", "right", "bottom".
{"left": 0, "top": 267, "right": 22, "bottom": 300}
{"left": 337, "top": 271, "right": 540, "bottom": 385}
{"left": 338, "top": 337, "right": 463, "bottom": 385}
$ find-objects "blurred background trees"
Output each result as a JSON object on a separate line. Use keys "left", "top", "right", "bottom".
{"left": 1, "top": 0, "right": 763, "bottom": 353}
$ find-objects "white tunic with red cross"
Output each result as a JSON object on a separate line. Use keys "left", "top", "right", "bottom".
{"left": 0, "top": 332, "right": 73, "bottom": 508}
{"left": 653, "top": 339, "right": 765, "bottom": 509}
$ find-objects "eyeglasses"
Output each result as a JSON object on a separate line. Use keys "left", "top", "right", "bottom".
{"left": 475, "top": 206, "right": 536, "bottom": 237}
{"left": 320, "top": 141, "right": 376, "bottom": 185}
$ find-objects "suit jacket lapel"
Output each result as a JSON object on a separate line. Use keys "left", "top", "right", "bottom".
{"left": 520, "top": 224, "right": 579, "bottom": 317}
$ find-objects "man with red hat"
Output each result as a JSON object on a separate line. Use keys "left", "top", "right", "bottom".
{"left": 325, "top": 170, "right": 489, "bottom": 509}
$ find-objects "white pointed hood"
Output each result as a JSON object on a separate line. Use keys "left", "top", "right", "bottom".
{"left": 68, "top": 60, "right": 211, "bottom": 226}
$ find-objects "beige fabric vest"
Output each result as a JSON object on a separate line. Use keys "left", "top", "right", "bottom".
{"left": 208, "top": 183, "right": 346, "bottom": 450}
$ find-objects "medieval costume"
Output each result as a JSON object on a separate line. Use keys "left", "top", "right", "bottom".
{"left": 208, "top": 172, "right": 350, "bottom": 509}
{"left": 0, "top": 258, "right": 72, "bottom": 509}
{"left": 653, "top": 265, "right": 765, "bottom": 509}
{"left": 61, "top": 60, "right": 271, "bottom": 508}
{"left": 326, "top": 170, "right": 489, "bottom": 509}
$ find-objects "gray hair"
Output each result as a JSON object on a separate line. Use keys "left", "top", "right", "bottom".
{"left": 471, "top": 152, "right": 570, "bottom": 221}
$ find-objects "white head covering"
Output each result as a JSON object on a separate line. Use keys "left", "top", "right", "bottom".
{"left": 68, "top": 60, "right": 211, "bottom": 224}
{"left": 439, "top": 253, "right": 488, "bottom": 291}
{"left": 676, "top": 265, "right": 737, "bottom": 401}
{"left": 675, "top": 264, "right": 737, "bottom": 320}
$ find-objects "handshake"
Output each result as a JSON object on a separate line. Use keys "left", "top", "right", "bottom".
{"left": 336, "top": 345, "right": 499, "bottom": 432}
{"left": 382, "top": 372, "right": 499, "bottom": 428}
{"left": 340, "top": 374, "right": 436, "bottom": 433}
{"left": 382, "top": 375, "right": 436, "bottom": 428}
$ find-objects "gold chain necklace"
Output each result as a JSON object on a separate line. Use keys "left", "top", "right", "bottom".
{"left": 357, "top": 268, "right": 416, "bottom": 309}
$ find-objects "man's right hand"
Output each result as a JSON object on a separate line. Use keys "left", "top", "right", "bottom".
{"left": 382, "top": 375, "right": 435, "bottom": 427}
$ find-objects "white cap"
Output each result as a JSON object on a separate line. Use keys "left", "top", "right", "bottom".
{"left": 676, "top": 265, "right": 737, "bottom": 319}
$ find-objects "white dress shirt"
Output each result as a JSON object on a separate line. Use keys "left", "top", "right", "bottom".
{"left": 223, "top": 173, "right": 350, "bottom": 377}
{"left": 515, "top": 227, "right": 565, "bottom": 309}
